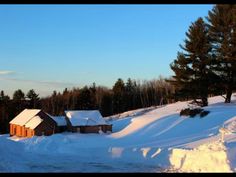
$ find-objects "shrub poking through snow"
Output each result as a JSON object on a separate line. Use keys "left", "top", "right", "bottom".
{"left": 180, "top": 108, "right": 210, "bottom": 118}
{"left": 200, "top": 110, "right": 210, "bottom": 118}
{"left": 180, "top": 108, "right": 191, "bottom": 117}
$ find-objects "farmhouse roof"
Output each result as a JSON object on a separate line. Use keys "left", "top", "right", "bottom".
{"left": 24, "top": 116, "right": 43, "bottom": 129}
{"left": 9, "top": 109, "right": 41, "bottom": 126}
{"left": 47, "top": 115, "right": 67, "bottom": 126}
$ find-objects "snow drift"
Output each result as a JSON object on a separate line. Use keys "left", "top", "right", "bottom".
{"left": 169, "top": 140, "right": 232, "bottom": 172}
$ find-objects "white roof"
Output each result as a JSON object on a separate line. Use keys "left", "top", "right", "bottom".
{"left": 9, "top": 109, "right": 41, "bottom": 126}
{"left": 65, "top": 110, "right": 109, "bottom": 126}
{"left": 25, "top": 116, "right": 43, "bottom": 129}
{"left": 50, "top": 116, "right": 67, "bottom": 126}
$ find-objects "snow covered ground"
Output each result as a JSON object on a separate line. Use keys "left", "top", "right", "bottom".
{"left": 1, "top": 95, "right": 236, "bottom": 172}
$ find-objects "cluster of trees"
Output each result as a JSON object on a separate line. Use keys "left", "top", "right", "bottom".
{"left": 0, "top": 77, "right": 174, "bottom": 134}
{"left": 169, "top": 4, "right": 236, "bottom": 106}
{"left": 40, "top": 76, "right": 175, "bottom": 116}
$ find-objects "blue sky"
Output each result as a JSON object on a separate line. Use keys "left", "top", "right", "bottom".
{"left": 0, "top": 4, "right": 213, "bottom": 97}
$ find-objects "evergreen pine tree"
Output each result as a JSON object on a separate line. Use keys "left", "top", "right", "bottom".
{"left": 89, "top": 82, "right": 98, "bottom": 109}
{"left": 78, "top": 86, "right": 97, "bottom": 110}
{"left": 13, "top": 89, "right": 25, "bottom": 101}
{"left": 0, "top": 91, "right": 10, "bottom": 133}
{"left": 101, "top": 93, "right": 113, "bottom": 116}
{"left": 169, "top": 52, "right": 193, "bottom": 101}
{"left": 169, "top": 18, "right": 212, "bottom": 106}
{"left": 207, "top": 5, "right": 236, "bottom": 103}
{"left": 112, "top": 78, "right": 125, "bottom": 114}
{"left": 51, "top": 90, "right": 58, "bottom": 115}
{"left": 12, "top": 89, "right": 25, "bottom": 115}
{"left": 125, "top": 78, "right": 135, "bottom": 110}
{"left": 26, "top": 89, "right": 40, "bottom": 108}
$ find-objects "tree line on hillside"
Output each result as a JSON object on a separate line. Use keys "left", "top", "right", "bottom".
{"left": 169, "top": 4, "right": 236, "bottom": 106}
{"left": 0, "top": 77, "right": 175, "bottom": 134}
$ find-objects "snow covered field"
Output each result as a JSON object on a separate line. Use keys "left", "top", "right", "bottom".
{"left": 1, "top": 95, "right": 236, "bottom": 172}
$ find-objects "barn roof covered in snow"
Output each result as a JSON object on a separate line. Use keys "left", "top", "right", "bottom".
{"left": 9, "top": 109, "right": 41, "bottom": 126}
{"left": 24, "top": 116, "right": 43, "bottom": 129}
{"left": 47, "top": 115, "right": 67, "bottom": 126}
{"left": 65, "top": 110, "right": 109, "bottom": 126}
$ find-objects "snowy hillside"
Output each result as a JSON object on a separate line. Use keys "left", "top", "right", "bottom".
{"left": 1, "top": 95, "right": 236, "bottom": 172}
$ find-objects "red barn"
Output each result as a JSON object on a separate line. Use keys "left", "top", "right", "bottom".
{"left": 9, "top": 109, "right": 57, "bottom": 138}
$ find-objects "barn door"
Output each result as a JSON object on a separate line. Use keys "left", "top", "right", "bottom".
{"left": 77, "top": 127, "right": 80, "bottom": 133}
{"left": 99, "top": 126, "right": 103, "bottom": 133}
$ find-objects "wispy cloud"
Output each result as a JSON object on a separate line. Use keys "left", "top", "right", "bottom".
{"left": 0, "top": 70, "right": 15, "bottom": 75}
{"left": 0, "top": 77, "right": 76, "bottom": 88}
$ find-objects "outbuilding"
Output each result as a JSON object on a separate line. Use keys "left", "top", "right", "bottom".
{"left": 65, "top": 110, "right": 112, "bottom": 133}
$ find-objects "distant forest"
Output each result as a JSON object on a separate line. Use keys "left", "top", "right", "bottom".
{"left": 0, "top": 76, "right": 177, "bottom": 133}
{"left": 1, "top": 4, "right": 236, "bottom": 134}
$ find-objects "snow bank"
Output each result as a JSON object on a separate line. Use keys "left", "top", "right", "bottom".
{"left": 105, "top": 106, "right": 158, "bottom": 121}
{"left": 169, "top": 140, "right": 232, "bottom": 172}
{"left": 223, "top": 116, "right": 236, "bottom": 134}
{"left": 0, "top": 135, "right": 29, "bottom": 172}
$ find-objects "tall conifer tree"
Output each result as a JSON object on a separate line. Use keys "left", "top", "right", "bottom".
{"left": 112, "top": 78, "right": 125, "bottom": 114}
{"left": 207, "top": 4, "right": 236, "bottom": 103}
{"left": 169, "top": 18, "right": 212, "bottom": 106}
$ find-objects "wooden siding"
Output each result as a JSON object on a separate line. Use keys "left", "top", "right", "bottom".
{"left": 10, "top": 124, "right": 17, "bottom": 136}
{"left": 56, "top": 126, "right": 67, "bottom": 133}
{"left": 101, "top": 124, "right": 112, "bottom": 132}
{"left": 10, "top": 124, "right": 33, "bottom": 137}
{"left": 34, "top": 121, "right": 55, "bottom": 136}
{"left": 70, "top": 125, "right": 112, "bottom": 133}
{"left": 26, "top": 128, "right": 34, "bottom": 138}
{"left": 37, "top": 111, "right": 57, "bottom": 129}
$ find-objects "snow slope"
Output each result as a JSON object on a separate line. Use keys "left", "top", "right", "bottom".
{"left": 1, "top": 95, "right": 236, "bottom": 172}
